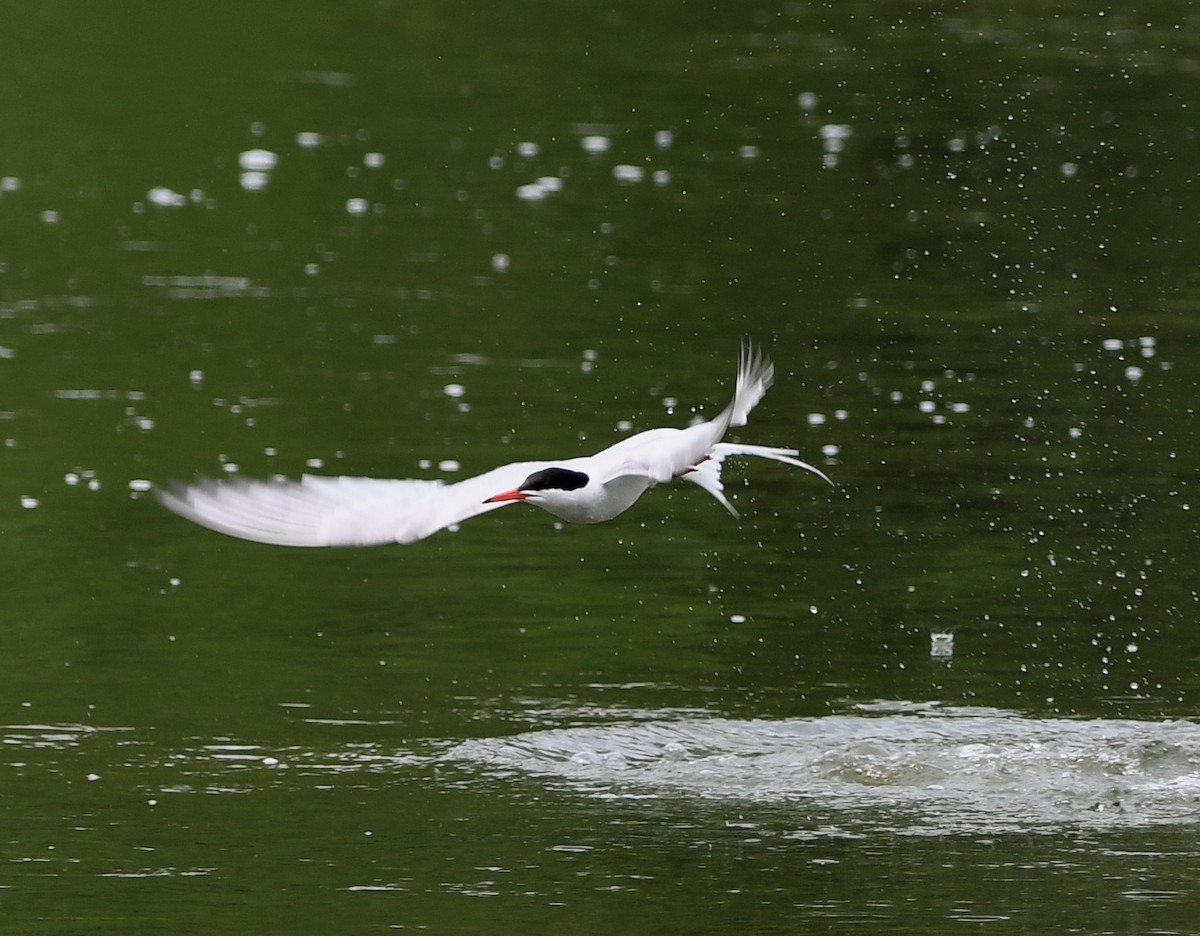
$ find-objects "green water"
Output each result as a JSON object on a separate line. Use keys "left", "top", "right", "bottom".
{"left": 3, "top": 2, "right": 1200, "bottom": 932}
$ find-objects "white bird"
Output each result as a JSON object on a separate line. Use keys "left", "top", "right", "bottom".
{"left": 156, "top": 342, "right": 832, "bottom": 547}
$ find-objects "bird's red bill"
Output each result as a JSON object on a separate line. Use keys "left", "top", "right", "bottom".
{"left": 483, "top": 488, "right": 527, "bottom": 504}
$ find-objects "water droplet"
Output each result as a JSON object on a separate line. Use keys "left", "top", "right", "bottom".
{"left": 240, "top": 171, "right": 269, "bottom": 191}
{"left": 581, "top": 135, "right": 611, "bottom": 154}
{"left": 147, "top": 186, "right": 186, "bottom": 207}
{"left": 238, "top": 149, "right": 278, "bottom": 171}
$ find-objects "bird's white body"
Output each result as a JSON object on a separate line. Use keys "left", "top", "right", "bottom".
{"left": 157, "top": 342, "right": 831, "bottom": 547}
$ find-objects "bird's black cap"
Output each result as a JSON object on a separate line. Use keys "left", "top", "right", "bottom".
{"left": 518, "top": 467, "right": 589, "bottom": 492}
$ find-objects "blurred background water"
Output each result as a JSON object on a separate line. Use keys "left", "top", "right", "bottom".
{"left": 3, "top": 1, "right": 1200, "bottom": 932}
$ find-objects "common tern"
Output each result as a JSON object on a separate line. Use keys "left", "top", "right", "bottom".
{"left": 157, "top": 342, "right": 831, "bottom": 546}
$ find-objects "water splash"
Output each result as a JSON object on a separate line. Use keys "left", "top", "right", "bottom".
{"left": 449, "top": 704, "right": 1200, "bottom": 835}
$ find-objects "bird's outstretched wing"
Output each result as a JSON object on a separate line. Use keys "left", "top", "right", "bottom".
{"left": 156, "top": 461, "right": 547, "bottom": 547}
{"left": 725, "top": 340, "right": 775, "bottom": 429}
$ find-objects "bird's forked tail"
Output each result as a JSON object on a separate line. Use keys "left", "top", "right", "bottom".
{"left": 681, "top": 442, "right": 833, "bottom": 517}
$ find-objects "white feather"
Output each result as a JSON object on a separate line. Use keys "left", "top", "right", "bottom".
{"left": 156, "top": 462, "right": 546, "bottom": 547}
